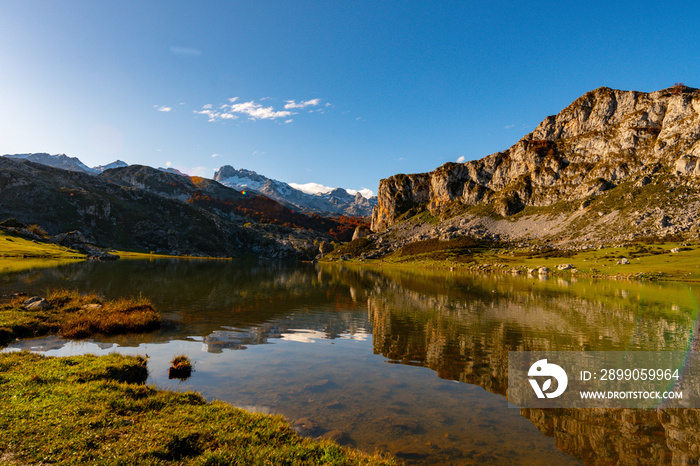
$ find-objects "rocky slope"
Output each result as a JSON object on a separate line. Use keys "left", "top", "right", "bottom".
{"left": 371, "top": 85, "right": 700, "bottom": 248}
{"left": 214, "top": 165, "right": 377, "bottom": 217}
{"left": 4, "top": 153, "right": 99, "bottom": 174}
{"left": 0, "top": 158, "right": 327, "bottom": 259}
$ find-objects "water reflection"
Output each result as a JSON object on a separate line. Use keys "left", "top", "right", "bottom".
{"left": 2, "top": 259, "right": 700, "bottom": 464}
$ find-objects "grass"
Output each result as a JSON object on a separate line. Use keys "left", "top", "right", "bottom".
{"left": 323, "top": 239, "right": 700, "bottom": 282}
{"left": 0, "top": 289, "right": 161, "bottom": 346}
{"left": 0, "top": 352, "right": 395, "bottom": 465}
{"left": 0, "top": 229, "right": 86, "bottom": 260}
{"left": 169, "top": 354, "right": 193, "bottom": 380}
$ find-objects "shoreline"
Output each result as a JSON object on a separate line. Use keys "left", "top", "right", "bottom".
{"left": 321, "top": 240, "right": 700, "bottom": 283}
{"left": 0, "top": 290, "right": 395, "bottom": 465}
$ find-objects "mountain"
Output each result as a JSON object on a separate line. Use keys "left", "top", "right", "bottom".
{"left": 213, "top": 165, "right": 377, "bottom": 217}
{"left": 370, "top": 85, "right": 700, "bottom": 249}
{"left": 1, "top": 153, "right": 377, "bottom": 218}
{"left": 5, "top": 153, "right": 98, "bottom": 174}
{"left": 93, "top": 160, "right": 128, "bottom": 172}
{"left": 3, "top": 153, "right": 128, "bottom": 175}
{"left": 0, "top": 158, "right": 334, "bottom": 259}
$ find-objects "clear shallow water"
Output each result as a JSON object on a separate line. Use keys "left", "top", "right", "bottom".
{"left": 3, "top": 258, "right": 700, "bottom": 464}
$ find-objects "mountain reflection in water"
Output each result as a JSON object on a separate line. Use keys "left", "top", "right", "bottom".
{"left": 2, "top": 258, "right": 699, "bottom": 465}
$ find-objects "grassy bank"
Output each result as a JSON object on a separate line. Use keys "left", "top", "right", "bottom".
{"left": 324, "top": 238, "right": 700, "bottom": 281}
{"left": 0, "top": 229, "right": 85, "bottom": 260}
{"left": 0, "top": 289, "right": 161, "bottom": 346}
{"left": 0, "top": 352, "right": 394, "bottom": 465}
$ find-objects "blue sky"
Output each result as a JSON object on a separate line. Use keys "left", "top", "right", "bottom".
{"left": 0, "top": 1, "right": 698, "bottom": 196}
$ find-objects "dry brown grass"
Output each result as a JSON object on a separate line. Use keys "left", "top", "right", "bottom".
{"left": 0, "top": 289, "right": 161, "bottom": 345}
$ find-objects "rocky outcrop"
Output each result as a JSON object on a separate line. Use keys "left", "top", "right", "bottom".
{"left": 372, "top": 86, "right": 700, "bottom": 240}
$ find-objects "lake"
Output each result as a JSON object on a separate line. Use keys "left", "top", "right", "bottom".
{"left": 2, "top": 258, "right": 700, "bottom": 464}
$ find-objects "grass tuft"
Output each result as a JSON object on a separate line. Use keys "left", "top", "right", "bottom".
{"left": 0, "top": 289, "right": 161, "bottom": 346}
{"left": 169, "top": 354, "right": 194, "bottom": 380}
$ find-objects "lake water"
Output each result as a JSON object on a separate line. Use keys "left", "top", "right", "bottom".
{"left": 3, "top": 258, "right": 700, "bottom": 464}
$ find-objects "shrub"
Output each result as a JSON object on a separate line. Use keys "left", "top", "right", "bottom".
{"left": 671, "top": 83, "right": 686, "bottom": 95}
{"left": 27, "top": 224, "right": 48, "bottom": 238}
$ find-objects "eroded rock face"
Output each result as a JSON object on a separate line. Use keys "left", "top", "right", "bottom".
{"left": 372, "top": 86, "right": 700, "bottom": 232}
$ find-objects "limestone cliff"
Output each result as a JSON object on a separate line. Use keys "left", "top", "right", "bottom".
{"left": 371, "top": 86, "right": 700, "bottom": 242}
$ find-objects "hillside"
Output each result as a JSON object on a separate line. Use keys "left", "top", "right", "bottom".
{"left": 0, "top": 158, "right": 329, "bottom": 259}
{"left": 368, "top": 85, "right": 700, "bottom": 252}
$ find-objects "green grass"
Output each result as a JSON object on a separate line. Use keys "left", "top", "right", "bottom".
{"left": 0, "top": 229, "right": 86, "bottom": 259}
{"left": 326, "top": 238, "right": 376, "bottom": 258}
{"left": 0, "top": 352, "right": 395, "bottom": 465}
{"left": 0, "top": 289, "right": 161, "bottom": 346}
{"left": 324, "top": 240, "right": 700, "bottom": 282}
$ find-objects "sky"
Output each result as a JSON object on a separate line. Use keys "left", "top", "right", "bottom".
{"left": 0, "top": 1, "right": 698, "bottom": 197}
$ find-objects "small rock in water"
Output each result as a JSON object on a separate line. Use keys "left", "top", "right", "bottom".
{"left": 320, "top": 430, "right": 355, "bottom": 446}
{"left": 382, "top": 415, "right": 421, "bottom": 432}
{"left": 293, "top": 418, "right": 320, "bottom": 436}
{"left": 303, "top": 379, "right": 338, "bottom": 393}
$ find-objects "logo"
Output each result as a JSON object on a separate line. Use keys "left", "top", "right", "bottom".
{"left": 528, "top": 359, "right": 568, "bottom": 398}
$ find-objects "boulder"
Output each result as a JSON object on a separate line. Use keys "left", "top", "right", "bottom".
{"left": 318, "top": 241, "right": 334, "bottom": 256}
{"left": 23, "top": 296, "right": 51, "bottom": 311}
{"left": 351, "top": 225, "right": 371, "bottom": 241}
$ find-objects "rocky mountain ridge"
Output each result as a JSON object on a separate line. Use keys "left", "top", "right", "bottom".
{"left": 370, "top": 85, "right": 700, "bottom": 248}
{"left": 214, "top": 165, "right": 377, "bottom": 217}
{"left": 2, "top": 154, "right": 376, "bottom": 218}
{"left": 0, "top": 158, "right": 331, "bottom": 259}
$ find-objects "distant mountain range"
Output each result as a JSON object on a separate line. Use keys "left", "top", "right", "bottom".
{"left": 4, "top": 153, "right": 128, "bottom": 174}
{"left": 2, "top": 153, "right": 376, "bottom": 218}
{"left": 213, "top": 165, "right": 377, "bottom": 217}
{"left": 0, "top": 158, "right": 368, "bottom": 258}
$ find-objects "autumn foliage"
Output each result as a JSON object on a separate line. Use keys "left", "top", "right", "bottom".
{"left": 187, "top": 191, "right": 367, "bottom": 241}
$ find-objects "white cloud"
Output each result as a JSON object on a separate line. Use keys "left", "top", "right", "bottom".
{"left": 194, "top": 97, "right": 328, "bottom": 123}
{"left": 193, "top": 108, "right": 222, "bottom": 122}
{"left": 284, "top": 98, "right": 321, "bottom": 109}
{"left": 165, "top": 161, "right": 172, "bottom": 167}
{"left": 169, "top": 46, "right": 202, "bottom": 57}
{"left": 158, "top": 106, "right": 172, "bottom": 112}
{"left": 456, "top": 156, "right": 466, "bottom": 163}
{"left": 289, "top": 182, "right": 334, "bottom": 195}
{"left": 228, "top": 100, "right": 291, "bottom": 120}
{"left": 347, "top": 188, "right": 375, "bottom": 199}
{"left": 211, "top": 153, "right": 221, "bottom": 158}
